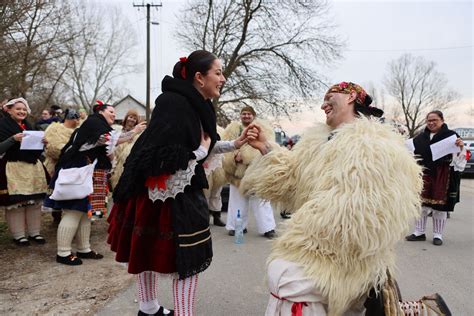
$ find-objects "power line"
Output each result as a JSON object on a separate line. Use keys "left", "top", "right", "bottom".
{"left": 348, "top": 45, "right": 472, "bottom": 52}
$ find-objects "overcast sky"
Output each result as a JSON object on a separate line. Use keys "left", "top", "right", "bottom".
{"left": 107, "top": 0, "right": 473, "bottom": 134}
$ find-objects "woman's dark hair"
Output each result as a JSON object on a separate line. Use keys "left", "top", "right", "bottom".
{"left": 354, "top": 94, "right": 384, "bottom": 118}
{"left": 63, "top": 108, "right": 80, "bottom": 121}
{"left": 426, "top": 110, "right": 444, "bottom": 121}
{"left": 172, "top": 50, "right": 218, "bottom": 83}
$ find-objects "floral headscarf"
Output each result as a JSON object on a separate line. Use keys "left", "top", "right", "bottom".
{"left": 326, "top": 82, "right": 369, "bottom": 106}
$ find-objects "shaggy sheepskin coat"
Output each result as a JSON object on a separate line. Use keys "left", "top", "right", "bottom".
{"left": 240, "top": 118, "right": 423, "bottom": 316}
{"left": 43, "top": 122, "right": 76, "bottom": 176}
{"left": 110, "top": 132, "right": 141, "bottom": 190}
{"left": 205, "top": 126, "right": 227, "bottom": 189}
{"left": 222, "top": 119, "right": 274, "bottom": 187}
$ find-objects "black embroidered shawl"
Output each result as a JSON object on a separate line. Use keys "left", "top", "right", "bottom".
{"left": 0, "top": 115, "right": 42, "bottom": 164}
{"left": 57, "top": 113, "right": 113, "bottom": 170}
{"left": 413, "top": 123, "right": 458, "bottom": 174}
{"left": 113, "top": 76, "right": 218, "bottom": 202}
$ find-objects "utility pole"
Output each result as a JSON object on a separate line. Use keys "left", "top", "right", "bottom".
{"left": 133, "top": 2, "right": 162, "bottom": 121}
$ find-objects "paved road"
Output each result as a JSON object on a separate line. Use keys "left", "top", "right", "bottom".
{"left": 98, "top": 179, "right": 474, "bottom": 315}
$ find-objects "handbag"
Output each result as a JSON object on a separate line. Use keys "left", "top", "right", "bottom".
{"left": 50, "top": 159, "right": 97, "bottom": 201}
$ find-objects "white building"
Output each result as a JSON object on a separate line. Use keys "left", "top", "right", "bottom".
{"left": 112, "top": 95, "right": 147, "bottom": 123}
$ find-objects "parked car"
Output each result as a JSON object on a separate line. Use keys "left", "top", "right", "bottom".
{"left": 462, "top": 140, "right": 474, "bottom": 176}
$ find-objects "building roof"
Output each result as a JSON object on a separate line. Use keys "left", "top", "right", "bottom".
{"left": 113, "top": 95, "right": 146, "bottom": 109}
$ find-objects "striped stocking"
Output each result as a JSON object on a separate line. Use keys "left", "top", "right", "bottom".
{"left": 173, "top": 274, "right": 199, "bottom": 316}
{"left": 414, "top": 206, "right": 431, "bottom": 236}
{"left": 137, "top": 271, "right": 160, "bottom": 315}
{"left": 432, "top": 211, "right": 447, "bottom": 239}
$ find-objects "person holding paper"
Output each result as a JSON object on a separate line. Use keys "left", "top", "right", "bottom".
{"left": 0, "top": 98, "right": 48, "bottom": 246}
{"left": 406, "top": 110, "right": 466, "bottom": 246}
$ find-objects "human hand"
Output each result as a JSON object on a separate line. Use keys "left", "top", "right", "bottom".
{"left": 201, "top": 130, "right": 211, "bottom": 151}
{"left": 133, "top": 121, "right": 146, "bottom": 134}
{"left": 234, "top": 126, "right": 250, "bottom": 149}
{"left": 41, "top": 138, "right": 48, "bottom": 145}
{"left": 246, "top": 124, "right": 272, "bottom": 155}
{"left": 13, "top": 133, "right": 24, "bottom": 142}
{"left": 455, "top": 137, "right": 464, "bottom": 149}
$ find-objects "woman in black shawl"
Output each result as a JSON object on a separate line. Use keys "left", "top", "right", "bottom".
{"left": 107, "top": 50, "right": 249, "bottom": 316}
{"left": 0, "top": 98, "right": 48, "bottom": 246}
{"left": 44, "top": 102, "right": 117, "bottom": 265}
{"left": 406, "top": 110, "right": 466, "bottom": 246}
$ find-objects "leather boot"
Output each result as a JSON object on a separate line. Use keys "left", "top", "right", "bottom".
{"left": 210, "top": 211, "right": 225, "bottom": 226}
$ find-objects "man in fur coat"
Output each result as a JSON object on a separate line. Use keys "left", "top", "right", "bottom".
{"left": 222, "top": 106, "right": 277, "bottom": 238}
{"left": 240, "top": 83, "right": 449, "bottom": 315}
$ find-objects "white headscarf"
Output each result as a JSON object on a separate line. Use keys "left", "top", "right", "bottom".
{"left": 3, "top": 98, "right": 31, "bottom": 114}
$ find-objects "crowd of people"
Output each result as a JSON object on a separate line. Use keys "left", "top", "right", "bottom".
{"left": 1, "top": 49, "right": 468, "bottom": 316}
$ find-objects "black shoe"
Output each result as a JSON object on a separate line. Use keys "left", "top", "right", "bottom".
{"left": 76, "top": 250, "right": 104, "bottom": 259}
{"left": 138, "top": 307, "right": 174, "bottom": 316}
{"left": 13, "top": 237, "right": 30, "bottom": 246}
{"left": 210, "top": 210, "right": 225, "bottom": 227}
{"left": 157, "top": 306, "right": 174, "bottom": 316}
{"left": 28, "top": 235, "right": 46, "bottom": 244}
{"left": 264, "top": 230, "right": 276, "bottom": 239}
{"left": 405, "top": 234, "right": 426, "bottom": 241}
{"left": 280, "top": 210, "right": 291, "bottom": 219}
{"left": 433, "top": 238, "right": 443, "bottom": 246}
{"left": 56, "top": 254, "right": 83, "bottom": 266}
{"left": 243, "top": 228, "right": 248, "bottom": 234}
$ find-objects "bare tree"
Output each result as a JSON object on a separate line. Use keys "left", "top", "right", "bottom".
{"left": 384, "top": 54, "right": 459, "bottom": 137}
{"left": 0, "top": 1, "right": 74, "bottom": 109}
{"left": 60, "top": 2, "right": 139, "bottom": 113}
{"left": 176, "top": 0, "right": 343, "bottom": 124}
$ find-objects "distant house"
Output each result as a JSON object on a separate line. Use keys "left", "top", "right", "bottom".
{"left": 112, "top": 95, "right": 147, "bottom": 123}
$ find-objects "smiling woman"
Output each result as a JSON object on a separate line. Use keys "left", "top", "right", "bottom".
{"left": 107, "top": 50, "right": 250, "bottom": 316}
{"left": 0, "top": 98, "right": 48, "bottom": 246}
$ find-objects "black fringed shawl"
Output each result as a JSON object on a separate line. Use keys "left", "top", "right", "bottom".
{"left": 413, "top": 123, "right": 458, "bottom": 174}
{"left": 113, "top": 76, "right": 218, "bottom": 202}
{"left": 57, "top": 113, "right": 113, "bottom": 170}
{"left": 0, "top": 115, "right": 42, "bottom": 164}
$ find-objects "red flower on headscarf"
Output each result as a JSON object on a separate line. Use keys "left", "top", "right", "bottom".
{"left": 339, "top": 82, "right": 349, "bottom": 89}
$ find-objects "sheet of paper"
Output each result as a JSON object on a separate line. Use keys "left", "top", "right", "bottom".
{"left": 20, "top": 131, "right": 44, "bottom": 150}
{"left": 405, "top": 138, "right": 415, "bottom": 153}
{"left": 430, "top": 134, "right": 460, "bottom": 161}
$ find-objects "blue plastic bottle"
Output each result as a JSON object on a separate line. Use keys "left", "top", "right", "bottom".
{"left": 234, "top": 209, "right": 244, "bottom": 244}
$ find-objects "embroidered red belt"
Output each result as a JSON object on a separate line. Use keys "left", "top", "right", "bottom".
{"left": 271, "top": 292, "right": 308, "bottom": 316}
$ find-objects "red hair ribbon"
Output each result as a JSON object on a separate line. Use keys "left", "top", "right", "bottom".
{"left": 179, "top": 57, "right": 187, "bottom": 79}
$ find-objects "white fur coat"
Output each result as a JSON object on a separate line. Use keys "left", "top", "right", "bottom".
{"left": 240, "top": 118, "right": 423, "bottom": 315}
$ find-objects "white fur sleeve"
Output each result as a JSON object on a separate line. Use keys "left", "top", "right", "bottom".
{"left": 240, "top": 147, "right": 295, "bottom": 209}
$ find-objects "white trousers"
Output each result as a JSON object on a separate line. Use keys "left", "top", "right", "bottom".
{"left": 226, "top": 184, "right": 276, "bottom": 234}
{"left": 204, "top": 185, "right": 223, "bottom": 213}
